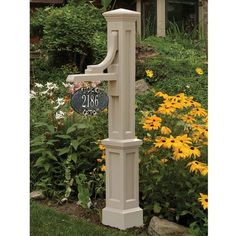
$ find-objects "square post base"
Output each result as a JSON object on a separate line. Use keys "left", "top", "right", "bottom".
{"left": 102, "top": 207, "right": 143, "bottom": 230}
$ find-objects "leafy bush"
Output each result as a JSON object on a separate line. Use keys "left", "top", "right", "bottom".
{"left": 136, "top": 91, "right": 208, "bottom": 235}
{"left": 136, "top": 36, "right": 208, "bottom": 107}
{"left": 42, "top": 3, "right": 106, "bottom": 68}
{"left": 30, "top": 82, "right": 107, "bottom": 202}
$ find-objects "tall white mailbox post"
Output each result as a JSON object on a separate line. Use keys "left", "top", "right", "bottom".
{"left": 67, "top": 8, "right": 143, "bottom": 230}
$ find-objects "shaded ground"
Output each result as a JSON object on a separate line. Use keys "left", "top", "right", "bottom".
{"left": 33, "top": 199, "right": 148, "bottom": 235}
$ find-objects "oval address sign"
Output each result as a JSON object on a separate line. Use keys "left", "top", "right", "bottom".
{"left": 71, "top": 87, "right": 109, "bottom": 115}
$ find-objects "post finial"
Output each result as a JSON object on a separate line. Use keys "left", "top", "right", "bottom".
{"left": 103, "top": 8, "right": 140, "bottom": 21}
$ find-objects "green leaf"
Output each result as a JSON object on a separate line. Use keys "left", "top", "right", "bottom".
{"left": 44, "top": 163, "right": 50, "bottom": 172}
{"left": 66, "top": 125, "right": 77, "bottom": 134}
{"left": 56, "top": 134, "right": 71, "bottom": 139}
{"left": 57, "top": 147, "right": 70, "bottom": 156}
{"left": 30, "top": 148, "right": 45, "bottom": 154}
{"left": 47, "top": 125, "right": 55, "bottom": 134}
{"left": 46, "top": 139, "right": 58, "bottom": 145}
{"left": 69, "top": 153, "right": 77, "bottom": 163}
{"left": 71, "top": 140, "right": 79, "bottom": 150}
{"left": 77, "top": 123, "right": 89, "bottom": 129}
{"left": 34, "top": 156, "right": 45, "bottom": 167}
{"left": 153, "top": 202, "right": 162, "bottom": 214}
{"left": 101, "top": 0, "right": 112, "bottom": 9}
{"left": 46, "top": 151, "right": 58, "bottom": 161}
{"left": 180, "top": 210, "right": 191, "bottom": 216}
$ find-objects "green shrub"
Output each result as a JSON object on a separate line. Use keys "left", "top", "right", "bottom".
{"left": 30, "top": 82, "right": 107, "bottom": 201}
{"left": 42, "top": 3, "right": 106, "bottom": 69}
{"left": 136, "top": 36, "right": 208, "bottom": 107}
{"left": 30, "top": 7, "right": 51, "bottom": 38}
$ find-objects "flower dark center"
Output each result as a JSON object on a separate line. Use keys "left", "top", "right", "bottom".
{"left": 162, "top": 140, "right": 166, "bottom": 143}
{"left": 190, "top": 147, "right": 195, "bottom": 150}
{"left": 205, "top": 199, "right": 208, "bottom": 202}
{"left": 171, "top": 140, "right": 175, "bottom": 143}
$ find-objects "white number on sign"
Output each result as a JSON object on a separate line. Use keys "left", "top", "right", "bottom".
{"left": 82, "top": 94, "right": 99, "bottom": 108}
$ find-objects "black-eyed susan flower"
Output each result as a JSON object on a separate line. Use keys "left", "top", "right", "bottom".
{"left": 143, "top": 115, "right": 162, "bottom": 131}
{"left": 187, "top": 161, "right": 208, "bottom": 175}
{"left": 157, "top": 104, "right": 176, "bottom": 115}
{"left": 160, "top": 126, "right": 172, "bottom": 135}
{"left": 173, "top": 147, "right": 191, "bottom": 160}
{"left": 145, "top": 69, "right": 154, "bottom": 78}
{"left": 154, "top": 137, "right": 169, "bottom": 148}
{"left": 187, "top": 146, "right": 201, "bottom": 158}
{"left": 198, "top": 193, "right": 208, "bottom": 210}
{"left": 165, "top": 135, "right": 183, "bottom": 149}
{"left": 175, "top": 134, "right": 192, "bottom": 146}
{"left": 189, "top": 107, "right": 207, "bottom": 117}
{"left": 180, "top": 114, "right": 196, "bottom": 124}
{"left": 195, "top": 67, "right": 204, "bottom": 75}
{"left": 155, "top": 91, "right": 169, "bottom": 99}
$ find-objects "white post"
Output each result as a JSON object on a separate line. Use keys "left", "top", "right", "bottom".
{"left": 157, "top": 0, "right": 166, "bottom": 37}
{"left": 136, "top": 0, "right": 142, "bottom": 36}
{"left": 101, "top": 9, "right": 143, "bottom": 230}
{"left": 66, "top": 8, "right": 143, "bottom": 230}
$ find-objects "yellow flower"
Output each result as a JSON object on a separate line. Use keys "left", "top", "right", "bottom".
{"left": 145, "top": 69, "right": 154, "bottom": 78}
{"left": 157, "top": 104, "right": 176, "bottom": 115}
{"left": 189, "top": 107, "right": 207, "bottom": 117}
{"left": 195, "top": 67, "right": 204, "bottom": 75}
{"left": 101, "top": 154, "right": 106, "bottom": 159}
{"left": 143, "top": 116, "right": 162, "bottom": 131}
{"left": 145, "top": 147, "right": 157, "bottom": 154}
{"left": 191, "top": 124, "right": 208, "bottom": 139}
{"left": 180, "top": 114, "right": 196, "bottom": 124}
{"left": 164, "top": 136, "right": 183, "bottom": 149}
{"left": 175, "top": 134, "right": 192, "bottom": 146}
{"left": 154, "top": 137, "right": 169, "bottom": 148}
{"left": 187, "top": 146, "right": 201, "bottom": 158}
{"left": 99, "top": 144, "right": 106, "bottom": 151}
{"left": 192, "top": 131, "right": 206, "bottom": 143}
{"left": 143, "top": 136, "right": 152, "bottom": 142}
{"left": 198, "top": 193, "right": 208, "bottom": 210}
{"left": 160, "top": 126, "right": 172, "bottom": 135}
{"left": 159, "top": 158, "right": 168, "bottom": 165}
{"left": 101, "top": 165, "right": 106, "bottom": 172}
{"left": 187, "top": 161, "right": 208, "bottom": 175}
{"left": 173, "top": 147, "right": 191, "bottom": 160}
{"left": 155, "top": 91, "right": 169, "bottom": 99}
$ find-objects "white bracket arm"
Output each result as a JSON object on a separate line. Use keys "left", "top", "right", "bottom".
{"left": 66, "top": 31, "right": 118, "bottom": 83}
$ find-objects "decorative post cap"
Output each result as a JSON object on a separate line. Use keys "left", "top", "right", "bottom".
{"left": 103, "top": 8, "right": 140, "bottom": 21}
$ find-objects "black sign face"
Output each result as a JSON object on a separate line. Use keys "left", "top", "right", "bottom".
{"left": 71, "top": 87, "right": 109, "bottom": 115}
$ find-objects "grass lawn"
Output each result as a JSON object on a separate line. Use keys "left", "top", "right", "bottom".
{"left": 30, "top": 201, "right": 147, "bottom": 236}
